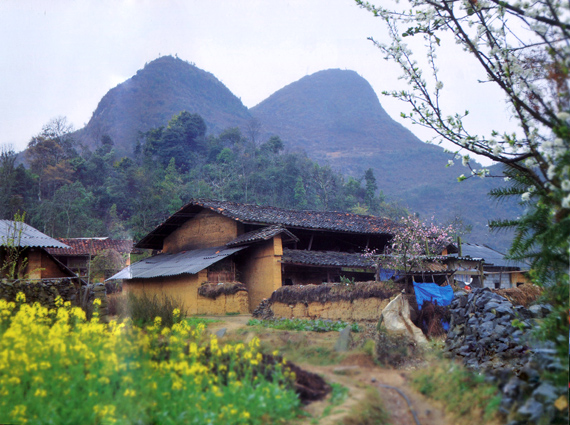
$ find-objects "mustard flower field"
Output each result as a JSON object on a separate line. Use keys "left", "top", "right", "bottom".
{"left": 0, "top": 295, "right": 301, "bottom": 424}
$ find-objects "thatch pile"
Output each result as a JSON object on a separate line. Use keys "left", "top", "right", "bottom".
{"left": 492, "top": 283, "right": 542, "bottom": 307}
{"left": 197, "top": 282, "right": 247, "bottom": 300}
{"left": 269, "top": 281, "right": 399, "bottom": 305}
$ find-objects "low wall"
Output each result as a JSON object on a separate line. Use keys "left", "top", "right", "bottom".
{"left": 0, "top": 278, "right": 108, "bottom": 320}
{"left": 272, "top": 297, "right": 392, "bottom": 321}
{"left": 265, "top": 282, "right": 399, "bottom": 322}
{"left": 0, "top": 278, "right": 83, "bottom": 308}
{"left": 196, "top": 291, "right": 250, "bottom": 315}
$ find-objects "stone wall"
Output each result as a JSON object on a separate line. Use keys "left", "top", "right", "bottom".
{"left": 0, "top": 278, "right": 83, "bottom": 308}
{"left": 445, "top": 288, "right": 566, "bottom": 424}
{"left": 0, "top": 278, "right": 109, "bottom": 321}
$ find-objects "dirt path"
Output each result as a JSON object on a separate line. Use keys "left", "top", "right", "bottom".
{"left": 207, "top": 315, "right": 454, "bottom": 425}
{"left": 300, "top": 362, "right": 453, "bottom": 425}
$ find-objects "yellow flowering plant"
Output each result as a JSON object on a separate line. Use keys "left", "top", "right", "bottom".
{"left": 0, "top": 292, "right": 301, "bottom": 425}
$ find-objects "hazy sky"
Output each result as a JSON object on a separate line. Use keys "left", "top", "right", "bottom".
{"left": 1, "top": 0, "right": 514, "bottom": 162}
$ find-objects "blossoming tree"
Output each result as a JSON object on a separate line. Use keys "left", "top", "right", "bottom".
{"left": 366, "top": 216, "right": 456, "bottom": 288}
{"left": 355, "top": 0, "right": 569, "bottom": 279}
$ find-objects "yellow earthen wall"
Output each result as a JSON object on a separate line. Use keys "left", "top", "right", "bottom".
{"left": 125, "top": 271, "right": 208, "bottom": 315}
{"left": 240, "top": 236, "right": 283, "bottom": 311}
{"left": 163, "top": 210, "right": 240, "bottom": 253}
{"left": 196, "top": 291, "right": 249, "bottom": 315}
{"left": 272, "top": 297, "right": 392, "bottom": 322}
{"left": 124, "top": 271, "right": 249, "bottom": 315}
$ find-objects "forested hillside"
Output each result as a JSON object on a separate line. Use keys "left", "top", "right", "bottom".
{"left": 5, "top": 56, "right": 519, "bottom": 250}
{"left": 250, "top": 69, "right": 520, "bottom": 249}
{"left": 74, "top": 56, "right": 253, "bottom": 157}
{"left": 0, "top": 113, "right": 406, "bottom": 241}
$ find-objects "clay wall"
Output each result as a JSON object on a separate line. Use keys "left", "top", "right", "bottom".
{"left": 163, "top": 210, "right": 240, "bottom": 253}
{"left": 272, "top": 296, "right": 392, "bottom": 322}
{"left": 125, "top": 271, "right": 208, "bottom": 314}
{"left": 125, "top": 271, "right": 249, "bottom": 315}
{"left": 196, "top": 291, "right": 249, "bottom": 315}
{"left": 239, "top": 236, "right": 283, "bottom": 311}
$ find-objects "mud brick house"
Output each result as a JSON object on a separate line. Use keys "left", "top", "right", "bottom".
{"left": 109, "top": 199, "right": 399, "bottom": 313}
{"left": 46, "top": 238, "right": 135, "bottom": 279}
{"left": 0, "top": 220, "right": 76, "bottom": 279}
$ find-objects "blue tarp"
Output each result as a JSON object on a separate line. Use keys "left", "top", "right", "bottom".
{"left": 413, "top": 282, "right": 454, "bottom": 331}
{"left": 413, "top": 282, "right": 454, "bottom": 310}
{"left": 378, "top": 269, "right": 398, "bottom": 281}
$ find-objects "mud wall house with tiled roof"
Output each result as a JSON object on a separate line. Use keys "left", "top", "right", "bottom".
{"left": 46, "top": 238, "right": 135, "bottom": 281}
{"left": 108, "top": 199, "right": 398, "bottom": 314}
{"left": 0, "top": 220, "right": 76, "bottom": 280}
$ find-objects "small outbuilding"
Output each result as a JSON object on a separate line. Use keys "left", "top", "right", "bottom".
{"left": 0, "top": 220, "right": 75, "bottom": 280}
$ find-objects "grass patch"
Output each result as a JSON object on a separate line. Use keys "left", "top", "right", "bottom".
{"left": 410, "top": 359, "right": 502, "bottom": 422}
{"left": 185, "top": 316, "right": 219, "bottom": 328}
{"left": 339, "top": 387, "right": 390, "bottom": 425}
{"left": 248, "top": 317, "right": 360, "bottom": 333}
{"left": 321, "top": 383, "right": 349, "bottom": 418}
{"left": 124, "top": 291, "right": 187, "bottom": 328}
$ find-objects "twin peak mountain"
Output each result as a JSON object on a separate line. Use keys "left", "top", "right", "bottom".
{"left": 76, "top": 55, "right": 515, "bottom": 249}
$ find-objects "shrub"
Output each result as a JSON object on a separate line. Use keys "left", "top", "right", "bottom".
{"left": 374, "top": 326, "right": 421, "bottom": 367}
{"left": 125, "top": 291, "right": 186, "bottom": 328}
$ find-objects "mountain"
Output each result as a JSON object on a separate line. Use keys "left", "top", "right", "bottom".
{"left": 250, "top": 69, "right": 519, "bottom": 249}
{"left": 75, "top": 56, "right": 252, "bottom": 156}
{"left": 72, "top": 58, "right": 517, "bottom": 250}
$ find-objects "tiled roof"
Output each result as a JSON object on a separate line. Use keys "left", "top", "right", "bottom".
{"left": 281, "top": 249, "right": 376, "bottom": 269}
{"left": 226, "top": 225, "right": 299, "bottom": 247}
{"left": 136, "top": 199, "right": 398, "bottom": 249}
{"left": 0, "top": 220, "right": 69, "bottom": 249}
{"left": 107, "top": 246, "right": 245, "bottom": 280}
{"left": 46, "top": 238, "right": 134, "bottom": 256}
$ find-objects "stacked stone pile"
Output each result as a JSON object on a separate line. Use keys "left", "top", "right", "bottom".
{"left": 252, "top": 298, "right": 274, "bottom": 320}
{"left": 445, "top": 288, "right": 566, "bottom": 424}
{"left": 445, "top": 288, "right": 533, "bottom": 372}
{"left": 0, "top": 278, "right": 82, "bottom": 308}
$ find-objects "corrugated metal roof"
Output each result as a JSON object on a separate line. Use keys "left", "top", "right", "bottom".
{"left": 449, "top": 242, "right": 528, "bottom": 269}
{"left": 0, "top": 220, "right": 69, "bottom": 249}
{"left": 107, "top": 246, "right": 245, "bottom": 280}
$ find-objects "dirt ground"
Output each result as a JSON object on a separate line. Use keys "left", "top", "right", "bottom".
{"left": 203, "top": 315, "right": 457, "bottom": 425}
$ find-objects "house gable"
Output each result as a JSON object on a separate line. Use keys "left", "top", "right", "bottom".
{"left": 163, "top": 209, "right": 242, "bottom": 253}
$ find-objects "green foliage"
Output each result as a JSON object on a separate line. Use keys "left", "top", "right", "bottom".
{"left": 0, "top": 297, "right": 301, "bottom": 425}
{"left": 410, "top": 360, "right": 502, "bottom": 422}
{"left": 0, "top": 212, "right": 29, "bottom": 280}
{"left": 124, "top": 292, "right": 187, "bottom": 328}
{"left": 247, "top": 317, "right": 359, "bottom": 333}
{"left": 15, "top": 112, "right": 407, "bottom": 242}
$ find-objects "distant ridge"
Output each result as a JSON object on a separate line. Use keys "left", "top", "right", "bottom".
{"left": 70, "top": 58, "right": 517, "bottom": 250}
{"left": 250, "top": 69, "right": 518, "bottom": 249}
{"left": 75, "top": 56, "right": 252, "bottom": 156}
